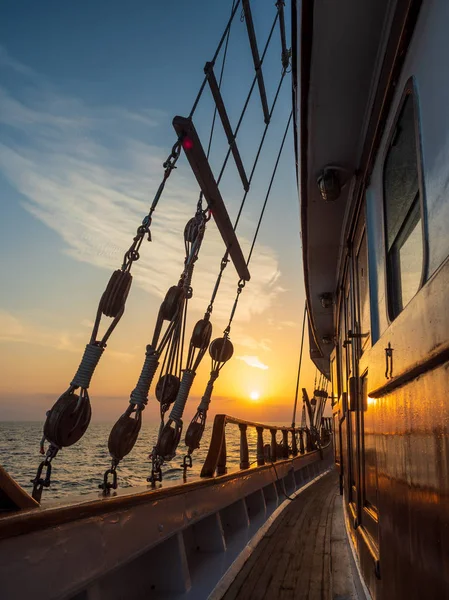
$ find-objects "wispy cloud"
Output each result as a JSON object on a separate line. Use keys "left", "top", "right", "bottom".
{"left": 0, "top": 46, "right": 284, "bottom": 324}
{"left": 0, "top": 308, "right": 83, "bottom": 352}
{"left": 236, "top": 355, "right": 269, "bottom": 370}
{"left": 267, "top": 318, "right": 297, "bottom": 330}
{"left": 0, "top": 309, "right": 135, "bottom": 362}
{"left": 231, "top": 324, "right": 272, "bottom": 352}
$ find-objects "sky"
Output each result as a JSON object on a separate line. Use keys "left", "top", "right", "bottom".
{"left": 0, "top": 0, "right": 319, "bottom": 424}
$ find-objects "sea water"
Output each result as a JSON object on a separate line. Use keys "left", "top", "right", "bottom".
{"left": 0, "top": 421, "right": 266, "bottom": 503}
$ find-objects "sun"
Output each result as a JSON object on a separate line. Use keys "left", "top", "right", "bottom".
{"left": 250, "top": 390, "right": 260, "bottom": 401}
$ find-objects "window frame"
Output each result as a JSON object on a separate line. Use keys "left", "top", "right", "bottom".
{"left": 382, "top": 77, "right": 427, "bottom": 322}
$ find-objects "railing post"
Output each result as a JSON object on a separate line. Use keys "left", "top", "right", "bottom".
{"left": 282, "top": 430, "right": 289, "bottom": 458}
{"left": 306, "top": 428, "right": 313, "bottom": 451}
{"left": 239, "top": 424, "right": 249, "bottom": 469}
{"left": 201, "top": 415, "right": 227, "bottom": 477}
{"left": 291, "top": 429, "right": 298, "bottom": 456}
{"left": 256, "top": 427, "right": 265, "bottom": 466}
{"left": 299, "top": 429, "right": 305, "bottom": 454}
{"left": 217, "top": 434, "right": 227, "bottom": 475}
{"left": 270, "top": 429, "right": 277, "bottom": 462}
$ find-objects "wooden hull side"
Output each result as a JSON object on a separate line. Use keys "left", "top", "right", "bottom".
{"left": 0, "top": 446, "right": 333, "bottom": 600}
{"left": 298, "top": 0, "right": 449, "bottom": 598}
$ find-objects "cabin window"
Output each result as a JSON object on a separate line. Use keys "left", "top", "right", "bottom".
{"left": 383, "top": 92, "right": 423, "bottom": 319}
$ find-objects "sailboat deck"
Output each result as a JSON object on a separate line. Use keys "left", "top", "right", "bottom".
{"left": 223, "top": 470, "right": 358, "bottom": 600}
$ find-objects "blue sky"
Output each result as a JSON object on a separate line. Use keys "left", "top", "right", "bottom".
{"left": 0, "top": 1, "right": 315, "bottom": 422}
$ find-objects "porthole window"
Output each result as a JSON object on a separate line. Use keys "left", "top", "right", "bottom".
{"left": 383, "top": 89, "right": 424, "bottom": 319}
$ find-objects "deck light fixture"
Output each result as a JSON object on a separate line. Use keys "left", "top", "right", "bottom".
{"left": 317, "top": 167, "right": 341, "bottom": 202}
{"left": 319, "top": 293, "right": 333, "bottom": 309}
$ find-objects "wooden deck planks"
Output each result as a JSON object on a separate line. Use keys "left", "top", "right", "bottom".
{"left": 223, "top": 470, "right": 340, "bottom": 600}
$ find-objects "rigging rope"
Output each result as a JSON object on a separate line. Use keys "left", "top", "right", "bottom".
{"left": 216, "top": 8, "right": 280, "bottom": 190}
{"left": 183, "top": 109, "right": 293, "bottom": 467}
{"left": 148, "top": 1, "right": 289, "bottom": 481}
{"left": 31, "top": 140, "right": 182, "bottom": 502}
{"left": 104, "top": 0, "right": 238, "bottom": 490}
{"left": 291, "top": 302, "right": 307, "bottom": 428}
{"left": 101, "top": 208, "right": 209, "bottom": 491}
{"left": 188, "top": 0, "right": 242, "bottom": 120}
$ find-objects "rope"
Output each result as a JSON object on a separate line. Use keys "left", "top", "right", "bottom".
{"left": 184, "top": 108, "right": 293, "bottom": 464}
{"left": 291, "top": 302, "right": 307, "bottom": 428}
{"left": 246, "top": 111, "right": 293, "bottom": 265}
{"left": 189, "top": 0, "right": 242, "bottom": 119}
{"left": 205, "top": 0, "right": 235, "bottom": 160}
{"left": 196, "top": 0, "right": 236, "bottom": 214}
{"left": 216, "top": 8, "right": 280, "bottom": 189}
{"left": 70, "top": 344, "right": 104, "bottom": 389}
{"left": 129, "top": 346, "right": 159, "bottom": 409}
{"left": 198, "top": 371, "right": 219, "bottom": 412}
{"left": 206, "top": 64, "right": 289, "bottom": 316}
{"left": 154, "top": 2, "right": 289, "bottom": 476}
{"left": 225, "top": 109, "right": 293, "bottom": 332}
{"left": 169, "top": 370, "right": 196, "bottom": 422}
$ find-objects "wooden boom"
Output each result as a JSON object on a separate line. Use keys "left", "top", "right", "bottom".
{"left": 173, "top": 115, "right": 251, "bottom": 282}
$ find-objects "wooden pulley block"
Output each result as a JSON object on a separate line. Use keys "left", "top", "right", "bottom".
{"left": 190, "top": 318, "right": 212, "bottom": 350}
{"left": 157, "top": 420, "right": 181, "bottom": 460}
{"left": 43, "top": 391, "right": 91, "bottom": 448}
{"left": 161, "top": 285, "right": 183, "bottom": 321}
{"left": 185, "top": 420, "right": 204, "bottom": 451}
{"left": 314, "top": 389, "right": 328, "bottom": 398}
{"left": 184, "top": 216, "right": 200, "bottom": 243}
{"left": 108, "top": 411, "right": 142, "bottom": 462}
{"left": 155, "top": 374, "right": 180, "bottom": 405}
{"left": 100, "top": 270, "right": 133, "bottom": 318}
{"left": 209, "top": 337, "right": 234, "bottom": 363}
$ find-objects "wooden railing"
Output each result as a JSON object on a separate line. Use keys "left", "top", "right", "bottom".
{"left": 200, "top": 414, "right": 332, "bottom": 477}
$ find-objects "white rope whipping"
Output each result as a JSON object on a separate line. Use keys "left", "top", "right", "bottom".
{"left": 71, "top": 344, "right": 104, "bottom": 389}
{"left": 130, "top": 346, "right": 159, "bottom": 409}
{"left": 198, "top": 371, "right": 219, "bottom": 412}
{"left": 169, "top": 370, "right": 196, "bottom": 421}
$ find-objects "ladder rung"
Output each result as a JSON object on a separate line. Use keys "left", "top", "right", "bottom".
{"left": 242, "top": 0, "right": 270, "bottom": 125}
{"left": 173, "top": 116, "right": 251, "bottom": 282}
{"left": 277, "top": 1, "right": 290, "bottom": 69}
{"left": 204, "top": 62, "right": 249, "bottom": 192}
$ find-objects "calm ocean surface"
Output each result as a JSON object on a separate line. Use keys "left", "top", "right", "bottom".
{"left": 0, "top": 421, "right": 268, "bottom": 504}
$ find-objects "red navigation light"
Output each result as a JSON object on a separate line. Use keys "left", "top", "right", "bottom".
{"left": 183, "top": 136, "right": 194, "bottom": 150}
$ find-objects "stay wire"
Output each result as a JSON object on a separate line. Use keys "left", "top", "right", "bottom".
{"left": 246, "top": 110, "right": 293, "bottom": 266}
{"left": 225, "top": 109, "right": 293, "bottom": 332}
{"left": 232, "top": 63, "right": 287, "bottom": 231}
{"left": 198, "top": 0, "right": 236, "bottom": 212}
{"left": 216, "top": 8, "right": 280, "bottom": 189}
{"left": 189, "top": 0, "right": 242, "bottom": 120}
{"left": 207, "top": 64, "right": 288, "bottom": 313}
{"left": 291, "top": 302, "right": 307, "bottom": 428}
{"left": 206, "top": 0, "right": 235, "bottom": 159}
{"left": 169, "top": 0, "right": 235, "bottom": 382}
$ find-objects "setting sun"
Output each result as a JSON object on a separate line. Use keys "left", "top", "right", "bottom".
{"left": 250, "top": 390, "right": 260, "bottom": 401}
